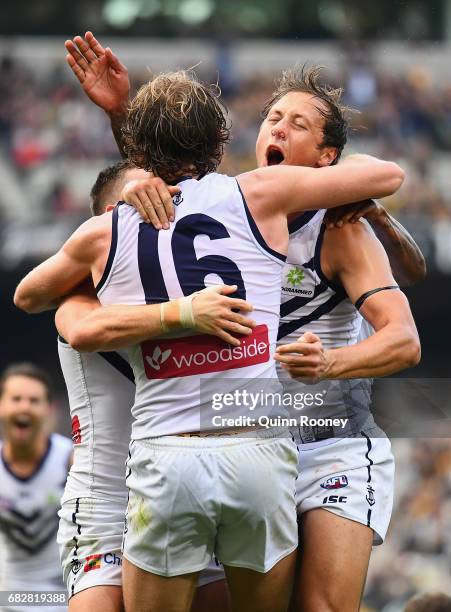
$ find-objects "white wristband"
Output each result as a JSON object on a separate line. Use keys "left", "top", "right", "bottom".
{"left": 179, "top": 292, "right": 200, "bottom": 329}
{"left": 160, "top": 302, "right": 170, "bottom": 334}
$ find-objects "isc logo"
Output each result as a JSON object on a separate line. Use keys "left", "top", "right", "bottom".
{"left": 323, "top": 495, "right": 347, "bottom": 504}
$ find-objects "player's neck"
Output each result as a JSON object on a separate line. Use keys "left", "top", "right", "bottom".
{"left": 3, "top": 433, "right": 49, "bottom": 471}
{"left": 166, "top": 166, "right": 198, "bottom": 184}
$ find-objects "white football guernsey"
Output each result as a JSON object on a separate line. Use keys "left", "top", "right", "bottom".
{"left": 57, "top": 338, "right": 134, "bottom": 504}
{"left": 97, "top": 173, "right": 286, "bottom": 438}
{"left": 0, "top": 433, "right": 72, "bottom": 586}
{"left": 277, "top": 210, "right": 376, "bottom": 445}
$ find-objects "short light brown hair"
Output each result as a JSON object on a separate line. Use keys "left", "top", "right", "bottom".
{"left": 90, "top": 160, "right": 136, "bottom": 216}
{"left": 405, "top": 592, "right": 451, "bottom": 612}
{"left": 123, "top": 71, "right": 230, "bottom": 182}
{"left": 262, "top": 65, "right": 351, "bottom": 164}
{"left": 0, "top": 363, "right": 53, "bottom": 402}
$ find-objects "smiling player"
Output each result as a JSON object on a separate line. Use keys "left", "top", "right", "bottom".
{"left": 0, "top": 363, "right": 72, "bottom": 612}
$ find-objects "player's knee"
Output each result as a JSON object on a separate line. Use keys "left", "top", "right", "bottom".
{"left": 296, "top": 592, "right": 360, "bottom": 612}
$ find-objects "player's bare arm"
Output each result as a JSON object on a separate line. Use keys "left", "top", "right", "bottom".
{"left": 56, "top": 284, "right": 256, "bottom": 351}
{"left": 324, "top": 199, "right": 426, "bottom": 286}
{"left": 235, "top": 154, "right": 404, "bottom": 254}
{"left": 238, "top": 154, "right": 404, "bottom": 218}
{"left": 117, "top": 156, "right": 404, "bottom": 260}
{"left": 275, "top": 220, "right": 420, "bottom": 380}
{"left": 65, "top": 31, "right": 130, "bottom": 156}
{"left": 14, "top": 213, "right": 111, "bottom": 313}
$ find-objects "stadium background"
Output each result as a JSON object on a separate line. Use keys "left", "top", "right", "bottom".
{"left": 1, "top": 1, "right": 451, "bottom": 609}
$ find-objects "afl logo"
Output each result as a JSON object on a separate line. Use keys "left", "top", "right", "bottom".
{"left": 320, "top": 475, "right": 348, "bottom": 490}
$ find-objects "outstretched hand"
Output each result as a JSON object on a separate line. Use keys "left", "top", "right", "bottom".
{"left": 65, "top": 31, "right": 130, "bottom": 115}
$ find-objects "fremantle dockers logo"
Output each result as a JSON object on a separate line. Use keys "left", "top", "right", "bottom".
{"left": 71, "top": 559, "right": 82, "bottom": 575}
{"left": 173, "top": 192, "right": 184, "bottom": 206}
{"left": 366, "top": 485, "right": 376, "bottom": 506}
{"left": 320, "top": 475, "right": 349, "bottom": 490}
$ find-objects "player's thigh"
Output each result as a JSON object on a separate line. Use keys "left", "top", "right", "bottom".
{"left": 292, "top": 508, "right": 373, "bottom": 612}
{"left": 191, "top": 579, "right": 231, "bottom": 612}
{"left": 225, "top": 550, "right": 297, "bottom": 612}
{"left": 69, "top": 585, "right": 123, "bottom": 612}
{"left": 122, "top": 558, "right": 198, "bottom": 612}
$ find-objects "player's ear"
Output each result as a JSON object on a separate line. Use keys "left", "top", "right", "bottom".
{"left": 104, "top": 204, "right": 116, "bottom": 212}
{"left": 317, "top": 147, "right": 338, "bottom": 167}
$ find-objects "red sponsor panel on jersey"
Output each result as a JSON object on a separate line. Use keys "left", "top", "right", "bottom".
{"left": 141, "top": 324, "right": 270, "bottom": 379}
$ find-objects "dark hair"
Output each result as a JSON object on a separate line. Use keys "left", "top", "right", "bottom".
{"left": 122, "top": 70, "right": 230, "bottom": 182}
{"left": 405, "top": 593, "right": 451, "bottom": 612}
{"left": 90, "top": 160, "right": 136, "bottom": 216}
{"left": 0, "top": 363, "right": 53, "bottom": 402}
{"left": 262, "top": 65, "right": 352, "bottom": 164}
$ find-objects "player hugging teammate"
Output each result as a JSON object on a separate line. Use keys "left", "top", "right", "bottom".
{"left": 13, "top": 31, "right": 424, "bottom": 612}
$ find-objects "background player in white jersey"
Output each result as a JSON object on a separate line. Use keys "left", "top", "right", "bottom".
{"left": 57, "top": 160, "right": 242, "bottom": 612}
{"left": 14, "top": 67, "right": 405, "bottom": 612}
{"left": 59, "top": 37, "right": 424, "bottom": 612}
{"left": 0, "top": 363, "right": 72, "bottom": 612}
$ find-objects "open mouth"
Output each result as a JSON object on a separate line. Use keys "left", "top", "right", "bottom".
{"left": 11, "top": 415, "right": 33, "bottom": 430}
{"left": 266, "top": 145, "right": 285, "bottom": 166}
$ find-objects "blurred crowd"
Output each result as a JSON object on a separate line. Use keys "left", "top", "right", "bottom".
{"left": 363, "top": 439, "right": 451, "bottom": 611}
{"left": 1, "top": 54, "right": 451, "bottom": 272}
{"left": 1, "top": 47, "right": 451, "bottom": 610}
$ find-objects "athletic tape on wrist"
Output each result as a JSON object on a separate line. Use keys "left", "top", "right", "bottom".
{"left": 180, "top": 292, "right": 201, "bottom": 329}
{"left": 160, "top": 302, "right": 170, "bottom": 334}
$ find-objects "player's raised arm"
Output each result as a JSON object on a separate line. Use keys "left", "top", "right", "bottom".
{"left": 56, "top": 284, "right": 256, "bottom": 351}
{"left": 65, "top": 31, "right": 130, "bottom": 156}
{"left": 14, "top": 214, "right": 110, "bottom": 314}
{"left": 238, "top": 153, "right": 405, "bottom": 218}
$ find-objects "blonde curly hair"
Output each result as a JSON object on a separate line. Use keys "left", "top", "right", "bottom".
{"left": 123, "top": 71, "right": 230, "bottom": 182}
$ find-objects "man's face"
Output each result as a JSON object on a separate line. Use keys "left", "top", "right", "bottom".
{"left": 0, "top": 376, "right": 51, "bottom": 446}
{"left": 256, "top": 91, "right": 336, "bottom": 169}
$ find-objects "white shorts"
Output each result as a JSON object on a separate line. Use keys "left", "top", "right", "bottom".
{"left": 58, "top": 498, "right": 125, "bottom": 598}
{"left": 295, "top": 430, "right": 395, "bottom": 544}
{"left": 124, "top": 429, "right": 299, "bottom": 576}
{"left": 58, "top": 497, "right": 226, "bottom": 598}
